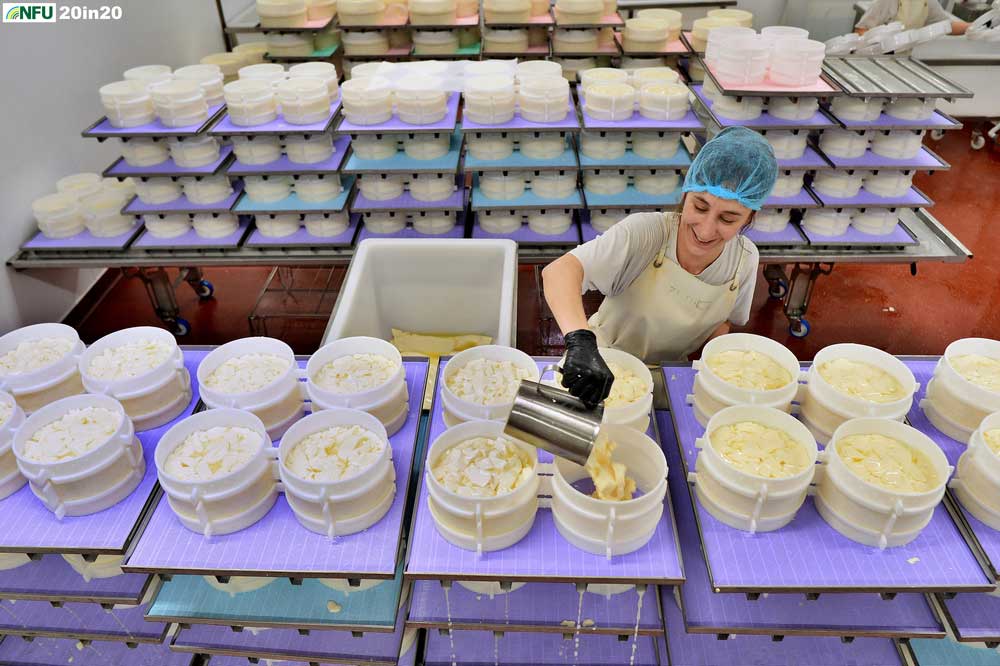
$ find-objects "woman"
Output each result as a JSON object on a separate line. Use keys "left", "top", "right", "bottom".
{"left": 856, "top": 0, "right": 969, "bottom": 35}
{"left": 542, "top": 127, "right": 778, "bottom": 406}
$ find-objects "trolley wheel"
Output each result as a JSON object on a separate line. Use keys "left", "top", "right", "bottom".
{"left": 789, "top": 318, "right": 811, "bottom": 339}
{"left": 170, "top": 318, "right": 191, "bottom": 337}
{"left": 195, "top": 279, "right": 214, "bottom": 300}
{"left": 768, "top": 279, "right": 788, "bottom": 300}
{"left": 930, "top": 129, "right": 945, "bottom": 141}
{"left": 971, "top": 135, "right": 986, "bottom": 150}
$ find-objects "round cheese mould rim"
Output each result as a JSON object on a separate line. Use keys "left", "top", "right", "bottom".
{"left": 555, "top": 346, "right": 652, "bottom": 430}
{"left": 695, "top": 332, "right": 801, "bottom": 406}
{"left": 549, "top": 423, "right": 667, "bottom": 557}
{"left": 807, "top": 343, "right": 918, "bottom": 419}
{"left": 77, "top": 326, "right": 183, "bottom": 401}
{"left": 440, "top": 345, "right": 540, "bottom": 423}
{"left": 939, "top": 338, "right": 1000, "bottom": 410}
{"left": 0, "top": 323, "right": 85, "bottom": 396}
{"left": 196, "top": 336, "right": 299, "bottom": 412}
{"left": 306, "top": 336, "right": 405, "bottom": 412}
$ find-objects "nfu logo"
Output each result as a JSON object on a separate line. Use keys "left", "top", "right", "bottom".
{"left": 2, "top": 3, "right": 56, "bottom": 21}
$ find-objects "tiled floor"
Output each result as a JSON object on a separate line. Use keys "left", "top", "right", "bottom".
{"left": 73, "top": 127, "right": 999, "bottom": 359}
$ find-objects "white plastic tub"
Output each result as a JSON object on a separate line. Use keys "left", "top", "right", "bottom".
{"left": 528, "top": 171, "right": 577, "bottom": 198}
{"left": 151, "top": 81, "right": 208, "bottom": 128}
{"left": 353, "top": 134, "right": 399, "bottom": 160}
{"left": 886, "top": 98, "right": 936, "bottom": 121}
{"left": 799, "top": 343, "right": 918, "bottom": 444}
{"left": 143, "top": 214, "right": 191, "bottom": 239}
{"left": 519, "top": 132, "right": 565, "bottom": 159}
{"left": 713, "top": 94, "right": 763, "bottom": 121}
{"left": 551, "top": 424, "right": 666, "bottom": 558}
{"left": 483, "top": 0, "right": 530, "bottom": 23}
{"left": 304, "top": 212, "right": 349, "bottom": 237}
{"left": 258, "top": 0, "right": 308, "bottom": 27}
{"left": 483, "top": 27, "right": 529, "bottom": 53}
{"left": 712, "top": 35, "right": 769, "bottom": 86}
{"left": 694, "top": 406, "right": 817, "bottom": 533}
{"left": 404, "top": 133, "right": 451, "bottom": 160}
{"left": 636, "top": 8, "right": 681, "bottom": 35}
{"left": 831, "top": 97, "right": 885, "bottom": 122}
{"left": 753, "top": 209, "right": 791, "bottom": 233}
{"left": 468, "top": 132, "right": 514, "bottom": 160}
{"left": 921, "top": 338, "right": 1000, "bottom": 440}
{"left": 0, "top": 391, "right": 26, "bottom": 500}
{"left": 517, "top": 76, "right": 570, "bottom": 122}
{"left": 288, "top": 62, "right": 339, "bottom": 98}
{"left": 364, "top": 212, "right": 406, "bottom": 234}
{"left": 770, "top": 172, "right": 804, "bottom": 198}
{"left": 339, "top": 0, "right": 387, "bottom": 24}
{"left": 593, "top": 347, "right": 652, "bottom": 430}
{"left": 202, "top": 52, "right": 246, "bottom": 81}
{"left": 441, "top": 345, "right": 538, "bottom": 425}
{"left": 62, "top": 554, "right": 124, "bottom": 581}
{"left": 155, "top": 408, "right": 279, "bottom": 537}
{"left": 952, "top": 412, "right": 1000, "bottom": 530}
{"left": 692, "top": 333, "right": 800, "bottom": 427}
{"left": 232, "top": 135, "right": 282, "bottom": 164}
{"left": 580, "top": 131, "right": 627, "bottom": 160}
{"left": 704, "top": 25, "right": 756, "bottom": 69}
{"left": 767, "top": 96, "right": 819, "bottom": 121}
{"left": 341, "top": 77, "right": 394, "bottom": 125}
{"left": 56, "top": 173, "right": 103, "bottom": 201}
{"left": 413, "top": 29, "right": 460, "bottom": 54}
{"left": 850, "top": 209, "right": 898, "bottom": 236}
{"left": 99, "top": 80, "right": 156, "bottom": 128}
{"left": 173, "top": 64, "right": 225, "bottom": 105}
{"left": 554, "top": 0, "right": 603, "bottom": 25}
{"left": 765, "top": 130, "right": 807, "bottom": 159}
{"left": 553, "top": 28, "right": 600, "bottom": 52}
{"left": 801, "top": 209, "right": 852, "bottom": 237}
{"left": 239, "top": 63, "right": 287, "bottom": 87}
{"left": 584, "top": 169, "right": 628, "bottom": 195}
{"left": 707, "top": 7, "right": 752, "bottom": 27}
{"left": 624, "top": 18, "right": 669, "bottom": 52}
{"left": 637, "top": 82, "right": 688, "bottom": 121}
{"left": 812, "top": 171, "right": 863, "bottom": 199}
{"left": 181, "top": 176, "right": 234, "bottom": 205}
{"left": 633, "top": 169, "right": 679, "bottom": 195}
{"left": 585, "top": 83, "right": 636, "bottom": 121}
{"left": 295, "top": 174, "right": 342, "bottom": 202}
{"left": 589, "top": 207, "right": 625, "bottom": 233}
{"left": 79, "top": 192, "right": 134, "bottom": 238}
{"left": 426, "top": 420, "right": 540, "bottom": 554}
{"left": 464, "top": 76, "right": 517, "bottom": 125}
{"left": 343, "top": 30, "right": 390, "bottom": 55}
{"left": 32, "top": 193, "right": 85, "bottom": 240}
{"left": 516, "top": 61, "right": 563, "bottom": 84}
{"left": 167, "top": 135, "right": 221, "bottom": 168}
{"left": 285, "top": 133, "right": 335, "bottom": 164}
{"left": 632, "top": 131, "right": 679, "bottom": 159}
{"left": 819, "top": 128, "right": 870, "bottom": 159}
{"left": 246, "top": 175, "right": 293, "bottom": 203}
{"left": 277, "top": 78, "right": 331, "bottom": 125}
{"left": 193, "top": 213, "right": 239, "bottom": 239}
{"left": 224, "top": 79, "right": 279, "bottom": 127}
{"left": 580, "top": 67, "right": 628, "bottom": 92}
{"left": 410, "top": 0, "right": 457, "bottom": 24}
{"left": 13, "top": 395, "right": 142, "bottom": 519}
{"left": 816, "top": 418, "right": 950, "bottom": 549}
{"left": 871, "top": 130, "right": 925, "bottom": 160}
{"left": 267, "top": 33, "right": 315, "bottom": 58}
{"left": 123, "top": 64, "right": 172, "bottom": 89}
{"left": 409, "top": 173, "right": 456, "bottom": 202}
{"left": 863, "top": 170, "right": 914, "bottom": 198}
{"left": 135, "top": 178, "right": 182, "bottom": 205}
{"left": 0, "top": 324, "right": 86, "bottom": 415}
{"left": 121, "top": 138, "right": 168, "bottom": 167}
{"left": 631, "top": 67, "right": 680, "bottom": 89}
{"left": 768, "top": 38, "right": 825, "bottom": 86}
{"left": 256, "top": 213, "right": 301, "bottom": 237}
{"left": 279, "top": 408, "right": 396, "bottom": 537}
{"left": 196, "top": 337, "right": 305, "bottom": 440}
{"left": 480, "top": 210, "right": 522, "bottom": 234}
{"left": 395, "top": 78, "right": 449, "bottom": 125}
{"left": 480, "top": 171, "right": 528, "bottom": 200}
{"left": 527, "top": 210, "right": 573, "bottom": 235}
{"left": 359, "top": 174, "right": 406, "bottom": 201}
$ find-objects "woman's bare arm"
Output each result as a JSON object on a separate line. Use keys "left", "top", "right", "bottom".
{"left": 541, "top": 254, "right": 592, "bottom": 335}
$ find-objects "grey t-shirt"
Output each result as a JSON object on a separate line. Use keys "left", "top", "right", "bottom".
{"left": 569, "top": 212, "right": 759, "bottom": 326}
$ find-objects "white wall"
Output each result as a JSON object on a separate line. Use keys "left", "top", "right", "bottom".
{"left": 0, "top": 0, "right": 226, "bottom": 334}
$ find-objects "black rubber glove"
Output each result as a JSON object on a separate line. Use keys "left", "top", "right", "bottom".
{"left": 560, "top": 329, "right": 614, "bottom": 408}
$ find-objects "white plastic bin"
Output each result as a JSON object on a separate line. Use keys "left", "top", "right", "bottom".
{"left": 13, "top": 395, "right": 142, "bottom": 519}
{"left": 441, "top": 345, "right": 538, "bottom": 426}
{"left": 155, "top": 408, "right": 279, "bottom": 537}
{"left": 551, "top": 424, "right": 667, "bottom": 558}
{"left": 921, "top": 338, "right": 1000, "bottom": 440}
{"left": 951, "top": 411, "right": 1000, "bottom": 531}
{"left": 279, "top": 408, "right": 396, "bottom": 537}
{"left": 0, "top": 324, "right": 86, "bottom": 414}
{"left": 0, "top": 391, "right": 26, "bottom": 500}
{"left": 694, "top": 405, "right": 817, "bottom": 533}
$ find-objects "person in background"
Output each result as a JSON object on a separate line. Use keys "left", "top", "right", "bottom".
{"left": 541, "top": 127, "right": 778, "bottom": 406}
{"left": 856, "top": 0, "right": 970, "bottom": 35}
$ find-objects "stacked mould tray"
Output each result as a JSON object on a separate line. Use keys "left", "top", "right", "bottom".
{"left": 464, "top": 99, "right": 585, "bottom": 245}
{"left": 335, "top": 93, "right": 468, "bottom": 239}
{"left": 124, "top": 349, "right": 431, "bottom": 665}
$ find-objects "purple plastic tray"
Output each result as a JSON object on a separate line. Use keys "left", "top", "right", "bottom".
{"left": 0, "top": 353, "right": 202, "bottom": 555}
{"left": 123, "top": 182, "right": 244, "bottom": 215}
{"left": 810, "top": 185, "right": 932, "bottom": 209}
{"left": 171, "top": 601, "right": 407, "bottom": 665}
{"left": 405, "top": 360, "right": 684, "bottom": 585}
{"left": 105, "top": 145, "right": 234, "bottom": 177}
{"left": 351, "top": 185, "right": 466, "bottom": 212}
{"left": 762, "top": 188, "right": 819, "bottom": 209}
{"left": 662, "top": 364, "right": 992, "bottom": 594}
{"left": 580, "top": 222, "right": 600, "bottom": 243}
{"left": 661, "top": 591, "right": 906, "bottom": 666}
{"left": 800, "top": 221, "right": 918, "bottom": 247}
{"left": 834, "top": 110, "right": 961, "bottom": 131}
{"left": 0, "top": 601, "right": 165, "bottom": 643}
{"left": 940, "top": 593, "right": 1000, "bottom": 642}
{"left": 424, "top": 628, "right": 663, "bottom": 665}
{"left": 409, "top": 580, "right": 662, "bottom": 634}
{"left": 0, "top": 554, "right": 151, "bottom": 605}
{"left": 658, "top": 410, "right": 945, "bottom": 638}
{"left": 779, "top": 146, "right": 834, "bottom": 171}
{"left": 210, "top": 98, "right": 343, "bottom": 136}
{"left": 357, "top": 223, "right": 467, "bottom": 241}
{"left": 125, "top": 360, "right": 428, "bottom": 578}
{"left": 245, "top": 214, "right": 360, "bottom": 247}
{"left": 744, "top": 224, "right": 808, "bottom": 247}
{"left": 691, "top": 85, "right": 836, "bottom": 130}
{"left": 21, "top": 225, "right": 143, "bottom": 252}
{"left": 337, "top": 93, "right": 459, "bottom": 135}
{"left": 227, "top": 135, "right": 351, "bottom": 175}
{"left": 824, "top": 148, "right": 948, "bottom": 171}
{"left": 471, "top": 217, "right": 582, "bottom": 245}
{"left": 0, "top": 636, "right": 193, "bottom": 666}
{"left": 460, "top": 98, "right": 580, "bottom": 133}
{"left": 132, "top": 217, "right": 250, "bottom": 249}
{"left": 581, "top": 105, "right": 704, "bottom": 132}
{"left": 83, "top": 104, "right": 225, "bottom": 138}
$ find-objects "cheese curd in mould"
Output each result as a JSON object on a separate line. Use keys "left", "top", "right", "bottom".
{"left": 604, "top": 362, "right": 647, "bottom": 408}
{"left": 706, "top": 350, "right": 792, "bottom": 391}
{"left": 0, "top": 401, "right": 11, "bottom": 427}
{"left": 23, "top": 407, "right": 123, "bottom": 463}
{"left": 205, "top": 354, "right": 291, "bottom": 393}
{"left": 950, "top": 354, "right": 1000, "bottom": 392}
{"left": 837, "top": 433, "right": 938, "bottom": 492}
{"left": 446, "top": 359, "right": 533, "bottom": 406}
{"left": 312, "top": 354, "right": 399, "bottom": 394}
{"left": 86, "top": 339, "right": 173, "bottom": 380}
{"left": 163, "top": 426, "right": 262, "bottom": 480}
{"left": 585, "top": 435, "right": 637, "bottom": 501}
{"left": 432, "top": 436, "right": 533, "bottom": 497}
{"left": 286, "top": 425, "right": 386, "bottom": 481}
{"left": 710, "top": 421, "right": 811, "bottom": 479}
{"left": 818, "top": 358, "right": 906, "bottom": 403}
{"left": 0, "top": 338, "right": 74, "bottom": 376}
{"left": 984, "top": 429, "right": 1000, "bottom": 456}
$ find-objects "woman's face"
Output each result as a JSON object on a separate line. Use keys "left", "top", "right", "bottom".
{"left": 678, "top": 192, "right": 753, "bottom": 262}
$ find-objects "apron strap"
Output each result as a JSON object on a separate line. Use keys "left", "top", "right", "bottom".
{"left": 729, "top": 235, "right": 747, "bottom": 292}
{"left": 652, "top": 212, "right": 674, "bottom": 268}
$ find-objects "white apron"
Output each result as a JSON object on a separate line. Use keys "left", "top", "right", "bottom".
{"left": 588, "top": 213, "right": 745, "bottom": 365}
{"left": 897, "top": 0, "right": 929, "bottom": 29}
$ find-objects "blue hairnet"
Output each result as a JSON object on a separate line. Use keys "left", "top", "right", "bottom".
{"left": 682, "top": 127, "right": 778, "bottom": 211}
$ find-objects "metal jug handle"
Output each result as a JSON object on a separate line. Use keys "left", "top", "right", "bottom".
{"left": 538, "top": 364, "right": 563, "bottom": 390}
